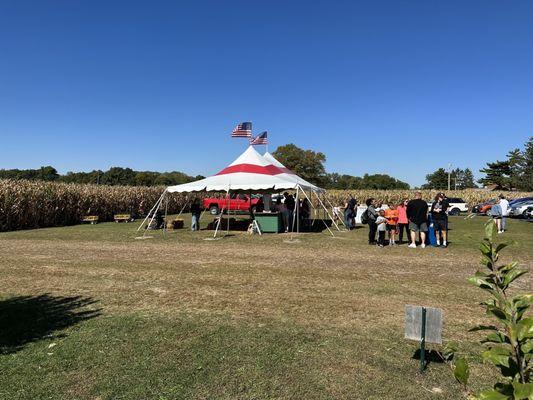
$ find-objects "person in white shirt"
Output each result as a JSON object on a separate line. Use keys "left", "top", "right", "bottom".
{"left": 375, "top": 209, "right": 388, "bottom": 247}
{"left": 498, "top": 194, "right": 509, "bottom": 233}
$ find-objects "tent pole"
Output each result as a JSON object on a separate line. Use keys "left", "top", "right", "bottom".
{"left": 299, "top": 186, "right": 334, "bottom": 237}
{"left": 289, "top": 186, "right": 299, "bottom": 240}
{"left": 226, "top": 187, "right": 230, "bottom": 237}
{"left": 213, "top": 205, "right": 225, "bottom": 238}
{"left": 175, "top": 195, "right": 189, "bottom": 219}
{"left": 296, "top": 187, "right": 300, "bottom": 233}
{"left": 324, "top": 194, "right": 346, "bottom": 230}
{"left": 137, "top": 191, "right": 166, "bottom": 231}
{"left": 143, "top": 191, "right": 165, "bottom": 237}
{"left": 315, "top": 191, "right": 341, "bottom": 231}
{"left": 163, "top": 193, "right": 169, "bottom": 236}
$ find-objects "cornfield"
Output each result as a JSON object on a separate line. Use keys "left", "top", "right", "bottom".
{"left": 1, "top": 179, "right": 532, "bottom": 232}
{"left": 0, "top": 179, "right": 186, "bottom": 232}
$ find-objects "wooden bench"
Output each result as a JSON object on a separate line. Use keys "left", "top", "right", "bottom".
{"left": 114, "top": 214, "right": 132, "bottom": 223}
{"left": 82, "top": 216, "right": 99, "bottom": 225}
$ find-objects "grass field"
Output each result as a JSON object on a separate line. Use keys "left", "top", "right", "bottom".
{"left": 1, "top": 215, "right": 531, "bottom": 400}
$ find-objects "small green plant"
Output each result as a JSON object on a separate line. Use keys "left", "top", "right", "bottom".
{"left": 447, "top": 220, "right": 532, "bottom": 399}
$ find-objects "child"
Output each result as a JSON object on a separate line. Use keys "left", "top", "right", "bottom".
{"left": 384, "top": 205, "right": 399, "bottom": 245}
{"left": 375, "top": 209, "right": 387, "bottom": 247}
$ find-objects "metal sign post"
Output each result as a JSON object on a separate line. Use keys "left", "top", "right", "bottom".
{"left": 405, "top": 305, "right": 443, "bottom": 374}
{"left": 420, "top": 307, "right": 427, "bottom": 373}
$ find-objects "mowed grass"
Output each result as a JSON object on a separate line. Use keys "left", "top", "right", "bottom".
{"left": 0, "top": 215, "right": 531, "bottom": 399}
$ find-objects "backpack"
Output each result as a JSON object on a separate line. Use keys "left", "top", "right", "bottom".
{"left": 361, "top": 209, "right": 369, "bottom": 224}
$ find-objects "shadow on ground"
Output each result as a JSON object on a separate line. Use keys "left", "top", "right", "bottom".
{"left": 412, "top": 349, "right": 446, "bottom": 370}
{"left": 0, "top": 294, "right": 101, "bottom": 354}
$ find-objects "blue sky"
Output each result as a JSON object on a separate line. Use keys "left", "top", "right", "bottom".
{"left": 1, "top": 1, "right": 532, "bottom": 187}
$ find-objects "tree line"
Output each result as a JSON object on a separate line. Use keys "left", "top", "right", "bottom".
{"left": 0, "top": 166, "right": 204, "bottom": 187}
{"left": 422, "top": 168, "right": 477, "bottom": 190}
{"left": 6, "top": 138, "right": 530, "bottom": 190}
{"left": 272, "top": 144, "right": 410, "bottom": 189}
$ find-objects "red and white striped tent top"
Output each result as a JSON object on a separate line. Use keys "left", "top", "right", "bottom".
{"left": 167, "top": 146, "right": 323, "bottom": 193}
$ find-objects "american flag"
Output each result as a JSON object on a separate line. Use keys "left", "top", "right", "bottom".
{"left": 231, "top": 122, "right": 252, "bottom": 138}
{"left": 250, "top": 131, "right": 268, "bottom": 145}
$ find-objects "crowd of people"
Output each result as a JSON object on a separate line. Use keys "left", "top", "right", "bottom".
{"left": 188, "top": 191, "right": 511, "bottom": 240}
{"left": 344, "top": 191, "right": 456, "bottom": 248}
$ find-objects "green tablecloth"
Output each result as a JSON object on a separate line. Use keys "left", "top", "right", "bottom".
{"left": 255, "top": 213, "right": 283, "bottom": 233}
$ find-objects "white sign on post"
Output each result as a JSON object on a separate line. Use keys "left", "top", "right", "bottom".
{"left": 405, "top": 305, "right": 443, "bottom": 344}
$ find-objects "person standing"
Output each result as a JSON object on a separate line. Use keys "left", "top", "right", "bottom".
{"left": 431, "top": 193, "right": 449, "bottom": 247}
{"left": 406, "top": 192, "right": 429, "bottom": 248}
{"left": 365, "top": 198, "right": 378, "bottom": 244}
{"left": 284, "top": 192, "right": 295, "bottom": 232}
{"left": 397, "top": 199, "right": 410, "bottom": 244}
{"left": 344, "top": 195, "right": 357, "bottom": 230}
{"left": 376, "top": 209, "right": 387, "bottom": 247}
{"left": 499, "top": 194, "right": 509, "bottom": 233}
{"left": 384, "top": 204, "right": 399, "bottom": 246}
{"left": 190, "top": 198, "right": 202, "bottom": 231}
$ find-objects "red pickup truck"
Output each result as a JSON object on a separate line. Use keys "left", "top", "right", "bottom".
{"left": 203, "top": 194, "right": 261, "bottom": 215}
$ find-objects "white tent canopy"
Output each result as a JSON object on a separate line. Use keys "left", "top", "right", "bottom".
{"left": 262, "top": 152, "right": 323, "bottom": 193}
{"left": 167, "top": 146, "right": 323, "bottom": 193}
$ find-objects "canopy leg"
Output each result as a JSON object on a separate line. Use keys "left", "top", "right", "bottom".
{"left": 289, "top": 186, "right": 300, "bottom": 241}
{"left": 137, "top": 191, "right": 166, "bottom": 231}
{"left": 314, "top": 191, "right": 341, "bottom": 231}
{"left": 213, "top": 205, "right": 225, "bottom": 238}
{"left": 300, "top": 186, "right": 334, "bottom": 237}
{"left": 324, "top": 194, "right": 348, "bottom": 230}
{"left": 163, "top": 194, "right": 169, "bottom": 236}
{"left": 143, "top": 191, "right": 165, "bottom": 238}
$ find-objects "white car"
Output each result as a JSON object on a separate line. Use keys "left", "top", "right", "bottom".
{"left": 427, "top": 198, "right": 468, "bottom": 216}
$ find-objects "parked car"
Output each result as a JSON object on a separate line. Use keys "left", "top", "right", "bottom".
{"left": 203, "top": 193, "right": 260, "bottom": 215}
{"left": 472, "top": 199, "right": 497, "bottom": 215}
{"left": 509, "top": 198, "right": 533, "bottom": 218}
{"left": 524, "top": 206, "right": 533, "bottom": 220}
{"left": 427, "top": 197, "right": 468, "bottom": 216}
{"left": 509, "top": 196, "right": 533, "bottom": 207}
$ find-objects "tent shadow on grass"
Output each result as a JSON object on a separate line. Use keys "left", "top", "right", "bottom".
{"left": 0, "top": 294, "right": 101, "bottom": 354}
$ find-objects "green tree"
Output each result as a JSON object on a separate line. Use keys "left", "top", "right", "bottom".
{"left": 101, "top": 167, "right": 136, "bottom": 186}
{"left": 272, "top": 144, "right": 327, "bottom": 185}
{"left": 360, "top": 173, "right": 410, "bottom": 189}
{"left": 479, "top": 161, "right": 512, "bottom": 189}
{"left": 422, "top": 168, "right": 449, "bottom": 189}
{"left": 456, "top": 168, "right": 477, "bottom": 189}
{"left": 521, "top": 137, "right": 533, "bottom": 191}
{"left": 507, "top": 149, "right": 526, "bottom": 191}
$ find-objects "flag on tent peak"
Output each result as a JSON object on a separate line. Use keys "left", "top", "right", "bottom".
{"left": 231, "top": 122, "right": 252, "bottom": 138}
{"left": 250, "top": 131, "right": 268, "bottom": 145}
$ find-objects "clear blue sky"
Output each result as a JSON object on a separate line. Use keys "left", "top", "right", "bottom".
{"left": 1, "top": 1, "right": 532, "bottom": 187}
